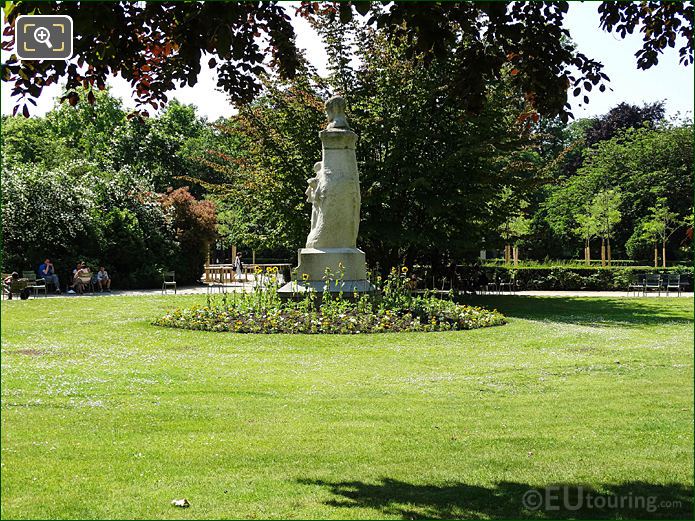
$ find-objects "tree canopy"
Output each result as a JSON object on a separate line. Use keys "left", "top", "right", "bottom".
{"left": 2, "top": 1, "right": 692, "bottom": 120}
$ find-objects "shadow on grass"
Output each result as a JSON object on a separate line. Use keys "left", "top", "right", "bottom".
{"left": 460, "top": 296, "right": 693, "bottom": 327}
{"left": 299, "top": 477, "right": 693, "bottom": 519}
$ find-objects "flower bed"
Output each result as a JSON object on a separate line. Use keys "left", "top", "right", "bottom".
{"left": 154, "top": 269, "right": 506, "bottom": 334}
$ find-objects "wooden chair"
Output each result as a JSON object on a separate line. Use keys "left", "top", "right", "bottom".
{"left": 22, "top": 271, "right": 47, "bottom": 297}
{"left": 162, "top": 271, "right": 177, "bottom": 294}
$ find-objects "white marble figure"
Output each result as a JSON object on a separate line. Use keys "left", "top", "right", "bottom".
{"left": 305, "top": 96, "right": 360, "bottom": 249}
{"left": 306, "top": 161, "right": 322, "bottom": 232}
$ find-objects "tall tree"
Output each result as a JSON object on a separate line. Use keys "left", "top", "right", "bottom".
{"left": 574, "top": 211, "right": 599, "bottom": 265}
{"left": 638, "top": 198, "right": 686, "bottom": 268}
{"left": 589, "top": 189, "right": 622, "bottom": 267}
{"left": 196, "top": 21, "right": 543, "bottom": 272}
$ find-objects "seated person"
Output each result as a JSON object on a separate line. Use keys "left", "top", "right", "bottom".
{"left": 3, "top": 272, "right": 19, "bottom": 299}
{"left": 37, "top": 258, "right": 61, "bottom": 293}
{"left": 96, "top": 266, "right": 111, "bottom": 292}
{"left": 69, "top": 262, "right": 90, "bottom": 294}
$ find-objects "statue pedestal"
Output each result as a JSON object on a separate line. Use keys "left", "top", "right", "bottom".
{"left": 278, "top": 247, "right": 375, "bottom": 296}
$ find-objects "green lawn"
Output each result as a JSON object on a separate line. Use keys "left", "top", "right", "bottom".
{"left": 1, "top": 294, "right": 692, "bottom": 519}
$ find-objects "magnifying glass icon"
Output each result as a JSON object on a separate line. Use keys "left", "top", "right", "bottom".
{"left": 33, "top": 26, "right": 53, "bottom": 49}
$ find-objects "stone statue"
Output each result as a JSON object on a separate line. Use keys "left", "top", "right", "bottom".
{"left": 305, "top": 96, "right": 360, "bottom": 249}
{"left": 325, "top": 96, "right": 350, "bottom": 129}
{"left": 280, "top": 95, "right": 373, "bottom": 295}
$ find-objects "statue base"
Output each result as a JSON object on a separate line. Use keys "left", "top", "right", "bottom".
{"left": 278, "top": 247, "right": 375, "bottom": 296}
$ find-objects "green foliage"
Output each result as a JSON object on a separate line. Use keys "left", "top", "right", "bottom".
{"left": 589, "top": 189, "right": 622, "bottom": 240}
{"left": 544, "top": 122, "right": 693, "bottom": 259}
{"left": 1, "top": 90, "right": 218, "bottom": 288}
{"left": 574, "top": 211, "right": 599, "bottom": 242}
{"left": 205, "top": 74, "right": 326, "bottom": 252}
{"left": 641, "top": 198, "right": 685, "bottom": 243}
{"left": 202, "top": 23, "right": 544, "bottom": 269}
{"left": 1, "top": 163, "right": 96, "bottom": 271}
{"left": 350, "top": 28, "right": 541, "bottom": 267}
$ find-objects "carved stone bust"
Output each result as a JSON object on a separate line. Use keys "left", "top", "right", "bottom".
{"left": 325, "top": 96, "right": 350, "bottom": 130}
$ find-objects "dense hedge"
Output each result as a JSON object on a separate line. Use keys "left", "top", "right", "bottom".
{"left": 473, "top": 266, "right": 693, "bottom": 291}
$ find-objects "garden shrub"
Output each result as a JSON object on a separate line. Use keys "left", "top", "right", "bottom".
{"left": 160, "top": 187, "right": 217, "bottom": 285}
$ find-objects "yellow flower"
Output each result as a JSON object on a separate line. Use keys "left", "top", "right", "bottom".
{"left": 401, "top": 266, "right": 409, "bottom": 273}
{"left": 391, "top": 267, "right": 397, "bottom": 274}
{"left": 376, "top": 276, "right": 382, "bottom": 282}
{"left": 302, "top": 273, "right": 309, "bottom": 281}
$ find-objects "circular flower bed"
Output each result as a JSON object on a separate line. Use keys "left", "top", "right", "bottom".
{"left": 154, "top": 300, "right": 505, "bottom": 334}
{"left": 154, "top": 270, "right": 506, "bottom": 334}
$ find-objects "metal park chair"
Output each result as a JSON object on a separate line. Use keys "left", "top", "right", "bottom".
{"left": 22, "top": 271, "right": 47, "bottom": 297}
{"left": 162, "top": 271, "right": 177, "bottom": 294}
{"left": 644, "top": 274, "right": 661, "bottom": 296}
{"left": 627, "top": 273, "right": 646, "bottom": 296}
{"left": 664, "top": 273, "right": 682, "bottom": 296}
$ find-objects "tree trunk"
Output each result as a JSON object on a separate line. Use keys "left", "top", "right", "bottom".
{"left": 585, "top": 239, "right": 591, "bottom": 265}
{"left": 654, "top": 243, "right": 658, "bottom": 268}
{"left": 504, "top": 244, "right": 511, "bottom": 265}
{"left": 513, "top": 245, "right": 519, "bottom": 267}
{"left": 607, "top": 237, "right": 612, "bottom": 267}
{"left": 600, "top": 238, "right": 606, "bottom": 268}
{"left": 662, "top": 240, "right": 667, "bottom": 268}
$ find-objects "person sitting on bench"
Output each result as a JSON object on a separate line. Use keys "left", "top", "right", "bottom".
{"left": 37, "top": 258, "right": 61, "bottom": 293}
{"left": 96, "top": 266, "right": 111, "bottom": 292}
{"left": 69, "top": 262, "right": 89, "bottom": 294}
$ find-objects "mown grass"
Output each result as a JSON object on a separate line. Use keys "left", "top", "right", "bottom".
{"left": 1, "top": 294, "right": 692, "bottom": 519}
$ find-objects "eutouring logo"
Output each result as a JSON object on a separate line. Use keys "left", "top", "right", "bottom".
{"left": 521, "top": 486, "right": 681, "bottom": 514}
